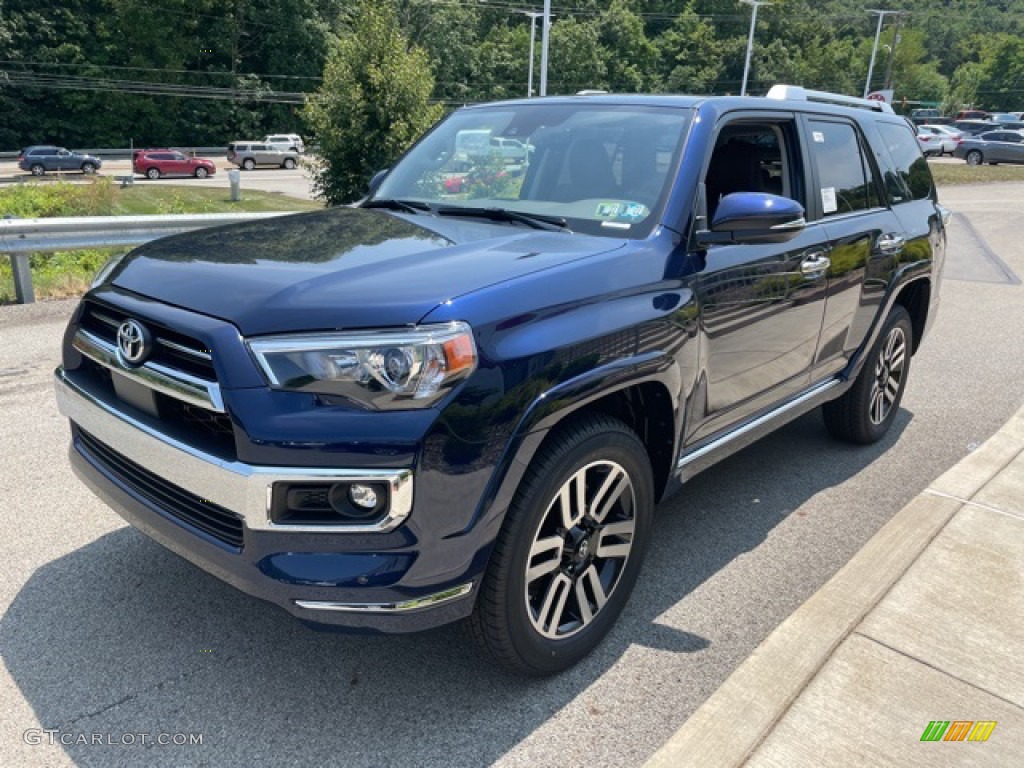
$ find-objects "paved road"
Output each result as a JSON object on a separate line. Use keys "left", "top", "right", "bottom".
{"left": 0, "top": 184, "right": 1022, "bottom": 767}
{"left": 0, "top": 157, "right": 318, "bottom": 201}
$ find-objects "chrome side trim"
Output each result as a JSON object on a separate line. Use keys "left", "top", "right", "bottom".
{"left": 73, "top": 328, "right": 225, "bottom": 412}
{"left": 678, "top": 378, "right": 842, "bottom": 469}
{"left": 294, "top": 583, "right": 474, "bottom": 613}
{"left": 55, "top": 368, "right": 414, "bottom": 533}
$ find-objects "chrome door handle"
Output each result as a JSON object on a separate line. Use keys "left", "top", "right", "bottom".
{"left": 800, "top": 251, "right": 831, "bottom": 279}
{"left": 878, "top": 233, "right": 905, "bottom": 255}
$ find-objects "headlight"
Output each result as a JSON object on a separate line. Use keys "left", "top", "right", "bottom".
{"left": 247, "top": 322, "right": 477, "bottom": 409}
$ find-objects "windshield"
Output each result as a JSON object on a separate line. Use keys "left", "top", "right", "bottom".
{"left": 372, "top": 102, "right": 691, "bottom": 238}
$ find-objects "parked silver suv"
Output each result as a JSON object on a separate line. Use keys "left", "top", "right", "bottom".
{"left": 226, "top": 142, "right": 299, "bottom": 170}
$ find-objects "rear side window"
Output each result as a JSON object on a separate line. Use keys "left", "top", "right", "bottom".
{"left": 875, "top": 122, "right": 933, "bottom": 203}
{"left": 807, "top": 120, "right": 881, "bottom": 216}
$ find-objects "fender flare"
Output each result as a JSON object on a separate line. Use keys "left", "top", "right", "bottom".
{"left": 457, "top": 350, "right": 682, "bottom": 540}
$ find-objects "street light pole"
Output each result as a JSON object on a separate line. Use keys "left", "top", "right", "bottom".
{"left": 539, "top": 0, "right": 551, "bottom": 96}
{"left": 864, "top": 9, "right": 903, "bottom": 98}
{"left": 740, "top": 0, "right": 771, "bottom": 97}
{"left": 523, "top": 11, "right": 542, "bottom": 97}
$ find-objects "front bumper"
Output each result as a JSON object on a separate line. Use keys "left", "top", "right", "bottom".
{"left": 55, "top": 368, "right": 477, "bottom": 632}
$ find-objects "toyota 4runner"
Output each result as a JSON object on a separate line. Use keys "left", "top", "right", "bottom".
{"left": 56, "top": 86, "right": 945, "bottom": 675}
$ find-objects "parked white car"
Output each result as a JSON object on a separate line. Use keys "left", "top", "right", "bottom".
{"left": 263, "top": 133, "right": 305, "bottom": 153}
{"left": 917, "top": 124, "right": 961, "bottom": 156}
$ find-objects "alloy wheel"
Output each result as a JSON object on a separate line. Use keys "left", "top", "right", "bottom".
{"left": 868, "top": 325, "right": 907, "bottom": 425}
{"left": 524, "top": 460, "right": 636, "bottom": 640}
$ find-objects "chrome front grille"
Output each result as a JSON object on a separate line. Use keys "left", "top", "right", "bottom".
{"left": 81, "top": 302, "right": 215, "bottom": 380}
{"left": 74, "top": 301, "right": 224, "bottom": 413}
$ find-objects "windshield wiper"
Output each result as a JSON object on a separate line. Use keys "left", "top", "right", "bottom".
{"left": 362, "top": 198, "right": 433, "bottom": 214}
{"left": 435, "top": 206, "right": 571, "bottom": 233}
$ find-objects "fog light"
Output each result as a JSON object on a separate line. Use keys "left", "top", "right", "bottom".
{"left": 348, "top": 483, "right": 379, "bottom": 509}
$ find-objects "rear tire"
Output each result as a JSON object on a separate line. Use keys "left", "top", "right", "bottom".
{"left": 243, "top": 158, "right": 255, "bottom": 170}
{"left": 823, "top": 305, "right": 913, "bottom": 445}
{"left": 146, "top": 168, "right": 161, "bottom": 180}
{"left": 966, "top": 150, "right": 983, "bottom": 165}
{"left": 466, "top": 413, "right": 654, "bottom": 676}
{"left": 30, "top": 164, "right": 45, "bottom": 176}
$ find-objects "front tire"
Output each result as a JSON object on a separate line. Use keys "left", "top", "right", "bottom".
{"left": 283, "top": 157, "right": 297, "bottom": 170}
{"left": 194, "top": 167, "right": 209, "bottom": 179}
{"left": 823, "top": 305, "right": 913, "bottom": 444}
{"left": 81, "top": 162, "right": 96, "bottom": 174}
{"left": 467, "top": 414, "right": 654, "bottom": 676}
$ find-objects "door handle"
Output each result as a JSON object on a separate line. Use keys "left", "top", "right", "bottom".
{"left": 800, "top": 251, "right": 831, "bottom": 279}
{"left": 877, "top": 233, "right": 905, "bottom": 255}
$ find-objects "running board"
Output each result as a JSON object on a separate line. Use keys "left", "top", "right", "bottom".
{"left": 676, "top": 378, "right": 845, "bottom": 481}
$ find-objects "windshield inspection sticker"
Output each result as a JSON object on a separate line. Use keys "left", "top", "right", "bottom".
{"left": 595, "top": 201, "right": 649, "bottom": 223}
{"left": 821, "top": 186, "right": 838, "bottom": 214}
{"left": 619, "top": 202, "right": 649, "bottom": 221}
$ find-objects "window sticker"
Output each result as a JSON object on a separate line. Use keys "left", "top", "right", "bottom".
{"left": 595, "top": 201, "right": 649, "bottom": 221}
{"left": 813, "top": 131, "right": 825, "bottom": 143}
{"left": 601, "top": 220, "right": 632, "bottom": 229}
{"left": 821, "top": 186, "right": 838, "bottom": 213}
{"left": 619, "top": 202, "right": 649, "bottom": 221}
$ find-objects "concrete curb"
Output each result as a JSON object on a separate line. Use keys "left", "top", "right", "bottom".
{"left": 645, "top": 403, "right": 1024, "bottom": 768}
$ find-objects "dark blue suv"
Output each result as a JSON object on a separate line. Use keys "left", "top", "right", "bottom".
{"left": 19, "top": 145, "right": 103, "bottom": 175}
{"left": 56, "top": 86, "right": 944, "bottom": 674}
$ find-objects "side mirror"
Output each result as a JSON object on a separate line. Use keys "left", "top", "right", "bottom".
{"left": 368, "top": 169, "right": 389, "bottom": 195}
{"left": 696, "top": 192, "right": 806, "bottom": 246}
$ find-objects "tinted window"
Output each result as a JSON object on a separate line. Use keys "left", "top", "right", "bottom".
{"left": 704, "top": 122, "right": 801, "bottom": 221}
{"left": 808, "top": 120, "right": 879, "bottom": 216}
{"left": 875, "top": 122, "right": 933, "bottom": 203}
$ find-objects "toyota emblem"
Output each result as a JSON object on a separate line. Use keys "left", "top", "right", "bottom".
{"left": 116, "top": 319, "right": 151, "bottom": 366}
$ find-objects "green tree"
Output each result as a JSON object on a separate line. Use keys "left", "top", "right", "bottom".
{"left": 303, "top": 1, "right": 442, "bottom": 204}
{"left": 975, "top": 34, "right": 1024, "bottom": 111}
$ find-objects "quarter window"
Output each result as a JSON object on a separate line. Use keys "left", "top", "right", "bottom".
{"left": 808, "top": 120, "right": 880, "bottom": 216}
{"left": 875, "top": 122, "right": 933, "bottom": 203}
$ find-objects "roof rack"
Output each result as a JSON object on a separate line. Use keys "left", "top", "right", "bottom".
{"left": 765, "top": 84, "right": 894, "bottom": 114}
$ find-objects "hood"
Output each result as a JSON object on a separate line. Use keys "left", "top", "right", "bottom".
{"left": 109, "top": 207, "right": 626, "bottom": 335}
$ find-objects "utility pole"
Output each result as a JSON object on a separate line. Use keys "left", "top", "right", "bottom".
{"left": 740, "top": 0, "right": 771, "bottom": 97}
{"left": 523, "top": 11, "right": 542, "bottom": 97}
{"left": 864, "top": 10, "right": 905, "bottom": 98}
{"left": 539, "top": 0, "right": 552, "bottom": 96}
{"left": 882, "top": 12, "right": 905, "bottom": 91}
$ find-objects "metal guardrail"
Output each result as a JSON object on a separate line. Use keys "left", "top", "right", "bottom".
{"left": 1, "top": 212, "right": 299, "bottom": 304}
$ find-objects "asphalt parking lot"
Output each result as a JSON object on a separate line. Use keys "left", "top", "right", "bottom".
{"left": 0, "top": 183, "right": 1022, "bottom": 767}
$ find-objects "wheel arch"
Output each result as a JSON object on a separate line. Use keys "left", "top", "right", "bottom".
{"left": 469, "top": 356, "right": 682, "bottom": 543}
{"left": 893, "top": 278, "right": 930, "bottom": 355}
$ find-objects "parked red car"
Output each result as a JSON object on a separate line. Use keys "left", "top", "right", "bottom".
{"left": 133, "top": 150, "right": 216, "bottom": 180}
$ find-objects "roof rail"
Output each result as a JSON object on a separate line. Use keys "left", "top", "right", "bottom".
{"left": 765, "top": 84, "right": 895, "bottom": 114}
